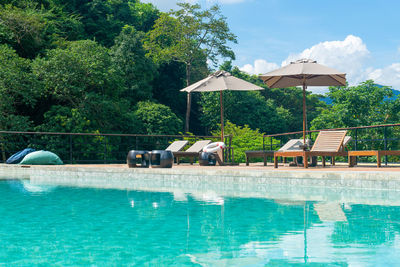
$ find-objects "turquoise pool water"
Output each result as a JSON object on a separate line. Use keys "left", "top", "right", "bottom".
{"left": 1, "top": 180, "right": 400, "bottom": 266}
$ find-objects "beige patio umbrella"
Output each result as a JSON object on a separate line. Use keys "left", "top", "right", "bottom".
{"left": 181, "top": 70, "right": 263, "bottom": 141}
{"left": 259, "top": 59, "right": 346, "bottom": 148}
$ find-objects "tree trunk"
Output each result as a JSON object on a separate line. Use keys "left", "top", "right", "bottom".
{"left": 185, "top": 92, "right": 191, "bottom": 133}
{"left": 184, "top": 63, "right": 191, "bottom": 133}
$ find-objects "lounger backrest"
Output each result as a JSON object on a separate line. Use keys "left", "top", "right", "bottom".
{"left": 165, "top": 140, "right": 189, "bottom": 152}
{"left": 311, "top": 130, "right": 347, "bottom": 152}
{"left": 340, "top": 136, "right": 352, "bottom": 152}
{"left": 185, "top": 140, "right": 211, "bottom": 153}
{"left": 278, "top": 139, "right": 310, "bottom": 151}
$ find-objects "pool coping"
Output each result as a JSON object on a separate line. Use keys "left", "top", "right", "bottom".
{"left": 3, "top": 164, "right": 400, "bottom": 206}
{"left": 1, "top": 163, "right": 400, "bottom": 184}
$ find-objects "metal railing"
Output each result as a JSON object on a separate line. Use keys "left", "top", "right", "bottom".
{"left": 0, "top": 131, "right": 233, "bottom": 164}
{"left": 263, "top": 123, "right": 400, "bottom": 165}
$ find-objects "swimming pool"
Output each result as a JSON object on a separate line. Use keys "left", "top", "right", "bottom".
{"left": 1, "top": 179, "right": 400, "bottom": 266}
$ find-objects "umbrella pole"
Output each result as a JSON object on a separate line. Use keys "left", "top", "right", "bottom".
{"left": 220, "top": 91, "right": 224, "bottom": 142}
{"left": 302, "top": 83, "right": 307, "bottom": 150}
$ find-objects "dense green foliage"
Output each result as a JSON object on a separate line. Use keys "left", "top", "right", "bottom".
{"left": 0, "top": 0, "right": 330, "bottom": 139}
{"left": 111, "top": 26, "right": 155, "bottom": 103}
{"left": 0, "top": 44, "right": 39, "bottom": 130}
{"left": 134, "top": 101, "right": 182, "bottom": 135}
{"left": 0, "top": 0, "right": 398, "bottom": 163}
{"left": 0, "top": 0, "right": 179, "bottom": 136}
{"left": 311, "top": 81, "right": 400, "bottom": 129}
{"left": 212, "top": 121, "right": 266, "bottom": 163}
{"left": 0, "top": 3, "right": 83, "bottom": 58}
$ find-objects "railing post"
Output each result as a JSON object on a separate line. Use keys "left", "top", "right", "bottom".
{"left": 270, "top": 136, "right": 273, "bottom": 151}
{"left": 384, "top": 126, "right": 388, "bottom": 166}
{"left": 104, "top": 136, "right": 107, "bottom": 164}
{"left": 135, "top": 136, "right": 138, "bottom": 150}
{"left": 69, "top": 135, "right": 73, "bottom": 164}
{"left": 263, "top": 135, "right": 265, "bottom": 151}
{"left": 354, "top": 129, "right": 358, "bottom": 150}
{"left": 228, "top": 135, "right": 233, "bottom": 162}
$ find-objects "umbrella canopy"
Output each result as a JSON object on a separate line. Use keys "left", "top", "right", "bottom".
{"left": 259, "top": 59, "right": 346, "bottom": 148}
{"left": 181, "top": 70, "right": 263, "bottom": 141}
{"left": 260, "top": 59, "right": 346, "bottom": 88}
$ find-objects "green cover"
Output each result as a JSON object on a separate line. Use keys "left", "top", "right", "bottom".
{"left": 19, "top": 150, "right": 63, "bottom": 165}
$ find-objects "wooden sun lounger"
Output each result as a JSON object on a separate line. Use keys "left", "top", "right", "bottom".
{"left": 245, "top": 139, "right": 320, "bottom": 166}
{"left": 245, "top": 150, "right": 274, "bottom": 166}
{"left": 173, "top": 140, "right": 211, "bottom": 165}
{"left": 274, "top": 130, "right": 348, "bottom": 168}
{"left": 348, "top": 150, "right": 400, "bottom": 167}
{"left": 245, "top": 139, "right": 310, "bottom": 166}
{"left": 165, "top": 140, "right": 189, "bottom": 152}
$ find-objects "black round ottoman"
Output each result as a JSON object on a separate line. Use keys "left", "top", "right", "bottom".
{"left": 198, "top": 152, "right": 216, "bottom": 166}
{"left": 127, "top": 150, "right": 150, "bottom": 168}
{"left": 150, "top": 150, "right": 173, "bottom": 168}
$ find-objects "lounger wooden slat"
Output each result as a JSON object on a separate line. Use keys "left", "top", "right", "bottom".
{"left": 165, "top": 140, "right": 189, "bottom": 152}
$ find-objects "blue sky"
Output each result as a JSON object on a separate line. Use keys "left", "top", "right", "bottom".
{"left": 143, "top": 0, "right": 400, "bottom": 93}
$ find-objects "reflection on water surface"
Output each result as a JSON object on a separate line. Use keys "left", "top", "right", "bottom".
{"left": 1, "top": 180, "right": 400, "bottom": 266}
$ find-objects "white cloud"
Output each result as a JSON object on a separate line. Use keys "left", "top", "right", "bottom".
{"left": 239, "top": 35, "right": 400, "bottom": 92}
{"left": 283, "top": 35, "right": 370, "bottom": 85}
{"left": 240, "top": 59, "right": 279, "bottom": 75}
{"left": 368, "top": 63, "right": 400, "bottom": 88}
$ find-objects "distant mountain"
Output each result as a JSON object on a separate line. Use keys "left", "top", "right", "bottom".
{"left": 390, "top": 88, "right": 400, "bottom": 99}
{"left": 319, "top": 88, "right": 400, "bottom": 105}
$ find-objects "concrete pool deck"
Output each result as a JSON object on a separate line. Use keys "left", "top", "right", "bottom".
{"left": 2, "top": 163, "right": 400, "bottom": 207}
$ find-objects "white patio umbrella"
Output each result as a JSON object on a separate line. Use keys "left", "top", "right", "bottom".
{"left": 259, "top": 59, "right": 346, "bottom": 148}
{"left": 181, "top": 70, "right": 263, "bottom": 141}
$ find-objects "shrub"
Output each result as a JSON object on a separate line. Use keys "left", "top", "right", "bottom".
{"left": 135, "top": 101, "right": 183, "bottom": 135}
{"left": 212, "top": 121, "right": 279, "bottom": 163}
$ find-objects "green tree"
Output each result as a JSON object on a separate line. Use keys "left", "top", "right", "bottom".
{"left": 144, "top": 2, "right": 237, "bottom": 133}
{"left": 57, "top": 0, "right": 159, "bottom": 47}
{"left": 68, "top": 0, "right": 134, "bottom": 47}
{"left": 151, "top": 61, "right": 186, "bottom": 118}
{"left": 0, "top": 3, "right": 83, "bottom": 58}
{"left": 31, "top": 40, "right": 143, "bottom": 134}
{"left": 128, "top": 1, "right": 160, "bottom": 32}
{"left": 0, "top": 44, "right": 39, "bottom": 130}
{"left": 200, "top": 90, "right": 291, "bottom": 135}
{"left": 134, "top": 101, "right": 183, "bottom": 135}
{"left": 211, "top": 121, "right": 279, "bottom": 163}
{"left": 36, "top": 106, "right": 91, "bottom": 133}
{"left": 111, "top": 25, "right": 155, "bottom": 103}
{"left": 32, "top": 40, "right": 123, "bottom": 108}
{"left": 311, "top": 81, "right": 398, "bottom": 129}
